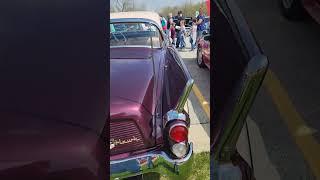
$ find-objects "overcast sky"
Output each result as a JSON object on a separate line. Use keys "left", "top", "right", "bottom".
{"left": 111, "top": 0, "right": 204, "bottom": 11}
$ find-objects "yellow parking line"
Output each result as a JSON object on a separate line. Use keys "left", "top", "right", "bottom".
{"left": 264, "top": 70, "right": 320, "bottom": 178}
{"left": 192, "top": 83, "right": 210, "bottom": 119}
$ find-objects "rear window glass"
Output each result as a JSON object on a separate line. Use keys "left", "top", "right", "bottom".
{"left": 110, "top": 22, "right": 162, "bottom": 48}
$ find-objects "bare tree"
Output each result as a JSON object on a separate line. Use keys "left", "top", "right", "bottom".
{"left": 159, "top": 2, "right": 208, "bottom": 18}
{"left": 134, "top": 3, "right": 147, "bottom": 11}
{"left": 112, "top": 0, "right": 132, "bottom": 12}
{"left": 111, "top": 0, "right": 146, "bottom": 12}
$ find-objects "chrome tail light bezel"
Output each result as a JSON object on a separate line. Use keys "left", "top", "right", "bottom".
{"left": 164, "top": 110, "right": 190, "bottom": 159}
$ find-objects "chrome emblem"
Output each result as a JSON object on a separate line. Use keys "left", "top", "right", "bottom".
{"left": 110, "top": 136, "right": 141, "bottom": 150}
{"left": 110, "top": 142, "right": 115, "bottom": 150}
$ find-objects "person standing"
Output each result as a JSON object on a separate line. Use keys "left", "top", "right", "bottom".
{"left": 179, "top": 20, "right": 186, "bottom": 50}
{"left": 175, "top": 11, "right": 184, "bottom": 49}
{"left": 170, "top": 22, "right": 176, "bottom": 45}
{"left": 196, "top": 8, "right": 206, "bottom": 41}
{"left": 160, "top": 15, "right": 167, "bottom": 33}
{"left": 167, "top": 13, "right": 174, "bottom": 38}
{"left": 189, "top": 19, "right": 197, "bottom": 51}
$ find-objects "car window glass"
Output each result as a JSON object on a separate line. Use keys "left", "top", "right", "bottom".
{"left": 110, "top": 22, "right": 162, "bottom": 48}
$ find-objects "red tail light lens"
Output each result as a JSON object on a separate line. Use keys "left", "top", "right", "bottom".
{"left": 169, "top": 125, "right": 188, "bottom": 143}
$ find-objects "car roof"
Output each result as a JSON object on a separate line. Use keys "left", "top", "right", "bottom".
{"left": 110, "top": 11, "right": 162, "bottom": 28}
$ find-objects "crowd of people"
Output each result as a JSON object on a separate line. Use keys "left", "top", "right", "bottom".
{"left": 160, "top": 8, "right": 207, "bottom": 51}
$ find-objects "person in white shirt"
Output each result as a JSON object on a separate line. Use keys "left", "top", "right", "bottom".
{"left": 190, "top": 19, "right": 197, "bottom": 51}
{"left": 179, "top": 20, "right": 186, "bottom": 49}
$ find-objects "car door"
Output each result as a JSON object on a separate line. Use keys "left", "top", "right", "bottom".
{"left": 212, "top": 0, "right": 269, "bottom": 179}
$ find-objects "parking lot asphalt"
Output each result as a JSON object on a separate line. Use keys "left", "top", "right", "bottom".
{"left": 233, "top": 0, "right": 320, "bottom": 179}
{"left": 179, "top": 37, "right": 211, "bottom": 153}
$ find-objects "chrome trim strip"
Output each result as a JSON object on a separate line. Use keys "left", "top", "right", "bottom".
{"left": 110, "top": 18, "right": 162, "bottom": 31}
{"left": 163, "top": 110, "right": 190, "bottom": 128}
{"left": 175, "top": 79, "right": 194, "bottom": 113}
{"left": 167, "top": 111, "right": 186, "bottom": 121}
{"left": 111, "top": 142, "right": 193, "bottom": 165}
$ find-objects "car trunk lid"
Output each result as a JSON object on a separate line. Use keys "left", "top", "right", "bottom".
{"left": 110, "top": 47, "right": 163, "bottom": 156}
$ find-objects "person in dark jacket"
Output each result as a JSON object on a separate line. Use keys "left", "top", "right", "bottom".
{"left": 170, "top": 22, "right": 176, "bottom": 45}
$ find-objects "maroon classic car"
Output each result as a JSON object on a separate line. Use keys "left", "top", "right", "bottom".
{"left": 110, "top": 12, "right": 194, "bottom": 179}
{"left": 197, "top": 31, "right": 211, "bottom": 69}
{"left": 280, "top": 0, "right": 320, "bottom": 23}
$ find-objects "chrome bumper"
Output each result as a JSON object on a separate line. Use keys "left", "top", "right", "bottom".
{"left": 110, "top": 142, "right": 194, "bottom": 179}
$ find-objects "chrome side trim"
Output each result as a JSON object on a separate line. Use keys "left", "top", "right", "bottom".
{"left": 214, "top": 55, "right": 269, "bottom": 161}
{"left": 164, "top": 110, "right": 187, "bottom": 127}
{"left": 175, "top": 79, "right": 194, "bottom": 113}
{"left": 111, "top": 142, "right": 193, "bottom": 165}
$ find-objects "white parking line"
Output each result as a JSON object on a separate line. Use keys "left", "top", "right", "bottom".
{"left": 237, "top": 116, "right": 281, "bottom": 180}
{"left": 185, "top": 98, "right": 210, "bottom": 153}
